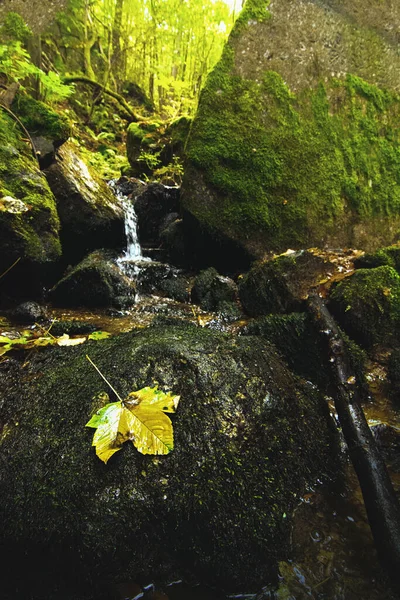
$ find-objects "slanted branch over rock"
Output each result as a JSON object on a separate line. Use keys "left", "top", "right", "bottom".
{"left": 307, "top": 292, "right": 400, "bottom": 590}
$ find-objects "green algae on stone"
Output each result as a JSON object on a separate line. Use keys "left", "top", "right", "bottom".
{"left": 329, "top": 266, "right": 400, "bottom": 348}
{"left": 182, "top": 0, "right": 400, "bottom": 263}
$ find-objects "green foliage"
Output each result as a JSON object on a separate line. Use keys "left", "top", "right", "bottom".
{"left": 153, "top": 155, "right": 185, "bottom": 185}
{"left": 86, "top": 370, "right": 180, "bottom": 463}
{"left": 54, "top": 0, "right": 235, "bottom": 115}
{"left": 0, "top": 41, "right": 38, "bottom": 83}
{"left": 0, "top": 13, "right": 73, "bottom": 103}
{"left": 1, "top": 12, "right": 31, "bottom": 42}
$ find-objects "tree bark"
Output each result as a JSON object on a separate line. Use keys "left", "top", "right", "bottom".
{"left": 307, "top": 293, "right": 400, "bottom": 590}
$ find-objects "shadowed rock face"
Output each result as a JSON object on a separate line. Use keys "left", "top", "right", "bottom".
{"left": 182, "top": 0, "right": 400, "bottom": 269}
{"left": 0, "top": 324, "right": 336, "bottom": 599}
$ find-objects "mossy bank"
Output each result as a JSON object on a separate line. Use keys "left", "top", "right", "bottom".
{"left": 0, "top": 109, "right": 61, "bottom": 300}
{"left": 182, "top": 0, "right": 400, "bottom": 265}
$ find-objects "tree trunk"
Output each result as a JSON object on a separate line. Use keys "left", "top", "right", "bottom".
{"left": 27, "top": 33, "right": 42, "bottom": 99}
{"left": 112, "top": 0, "right": 124, "bottom": 89}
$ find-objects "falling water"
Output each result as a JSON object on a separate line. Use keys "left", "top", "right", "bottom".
{"left": 108, "top": 180, "right": 151, "bottom": 275}
{"left": 119, "top": 197, "right": 143, "bottom": 261}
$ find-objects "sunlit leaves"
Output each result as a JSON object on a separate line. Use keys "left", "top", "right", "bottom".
{"left": 0, "top": 330, "right": 110, "bottom": 356}
{"left": 86, "top": 385, "right": 180, "bottom": 463}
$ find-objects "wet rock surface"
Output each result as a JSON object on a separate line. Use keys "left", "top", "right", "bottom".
{"left": 135, "top": 183, "right": 180, "bottom": 247}
{"left": 8, "top": 301, "right": 48, "bottom": 324}
{"left": 239, "top": 251, "right": 331, "bottom": 317}
{"left": 0, "top": 324, "right": 336, "bottom": 599}
{"left": 191, "top": 268, "right": 239, "bottom": 318}
{"left": 50, "top": 250, "right": 135, "bottom": 309}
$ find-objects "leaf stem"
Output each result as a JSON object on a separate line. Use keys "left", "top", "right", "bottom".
{"left": 86, "top": 354, "right": 124, "bottom": 402}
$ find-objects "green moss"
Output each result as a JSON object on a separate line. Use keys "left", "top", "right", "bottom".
{"left": 11, "top": 92, "right": 71, "bottom": 140}
{"left": 0, "top": 111, "right": 61, "bottom": 269}
{"left": 185, "top": 45, "right": 400, "bottom": 251}
{"left": 354, "top": 244, "right": 400, "bottom": 271}
{"left": 329, "top": 266, "right": 400, "bottom": 347}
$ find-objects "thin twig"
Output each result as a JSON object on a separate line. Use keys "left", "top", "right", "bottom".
{"left": 0, "top": 104, "right": 38, "bottom": 162}
{"left": 86, "top": 354, "right": 123, "bottom": 401}
{"left": 0, "top": 257, "right": 21, "bottom": 281}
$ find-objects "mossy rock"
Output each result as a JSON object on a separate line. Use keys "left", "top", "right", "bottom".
{"left": 182, "top": 0, "right": 400, "bottom": 267}
{"left": 0, "top": 324, "right": 337, "bottom": 598}
{"left": 0, "top": 110, "right": 61, "bottom": 301}
{"left": 50, "top": 250, "right": 135, "bottom": 309}
{"left": 328, "top": 266, "right": 400, "bottom": 348}
{"left": 354, "top": 245, "right": 400, "bottom": 271}
{"left": 44, "top": 141, "right": 125, "bottom": 263}
{"left": 191, "top": 267, "right": 239, "bottom": 316}
{"left": 238, "top": 251, "right": 330, "bottom": 317}
{"left": 12, "top": 92, "right": 71, "bottom": 142}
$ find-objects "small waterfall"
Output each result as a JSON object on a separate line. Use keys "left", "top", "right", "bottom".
{"left": 120, "top": 197, "right": 143, "bottom": 261}
{"left": 109, "top": 179, "right": 150, "bottom": 282}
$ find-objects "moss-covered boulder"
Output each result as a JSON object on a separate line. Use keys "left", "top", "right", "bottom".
{"left": 50, "top": 250, "right": 135, "bottom": 308}
{"left": 354, "top": 244, "right": 400, "bottom": 271}
{"left": 182, "top": 0, "right": 400, "bottom": 267}
{"left": 44, "top": 141, "right": 125, "bottom": 263}
{"left": 12, "top": 92, "right": 71, "bottom": 143}
{"left": 328, "top": 266, "right": 400, "bottom": 348}
{"left": 239, "top": 250, "right": 330, "bottom": 317}
{"left": 0, "top": 324, "right": 336, "bottom": 598}
{"left": 0, "top": 110, "right": 61, "bottom": 301}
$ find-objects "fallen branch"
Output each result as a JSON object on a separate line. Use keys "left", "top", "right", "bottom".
{"left": 62, "top": 75, "right": 143, "bottom": 122}
{"left": 307, "top": 292, "right": 400, "bottom": 589}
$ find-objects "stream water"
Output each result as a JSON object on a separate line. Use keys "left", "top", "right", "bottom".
{"left": 0, "top": 183, "right": 399, "bottom": 600}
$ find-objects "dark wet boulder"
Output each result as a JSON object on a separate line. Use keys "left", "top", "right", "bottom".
{"left": 50, "top": 320, "right": 98, "bottom": 337}
{"left": 49, "top": 250, "right": 135, "bottom": 309}
{"left": 44, "top": 141, "right": 125, "bottom": 264}
{"left": 0, "top": 111, "right": 61, "bottom": 303}
{"left": 328, "top": 266, "right": 400, "bottom": 348}
{"left": 372, "top": 423, "right": 400, "bottom": 476}
{"left": 239, "top": 251, "right": 330, "bottom": 317}
{"left": 131, "top": 260, "right": 190, "bottom": 302}
{"left": 191, "top": 267, "right": 239, "bottom": 316}
{"left": 160, "top": 218, "right": 186, "bottom": 267}
{"left": 182, "top": 0, "right": 400, "bottom": 267}
{"left": 134, "top": 183, "right": 180, "bottom": 247}
{"left": 0, "top": 324, "right": 337, "bottom": 598}
{"left": 8, "top": 301, "right": 48, "bottom": 324}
